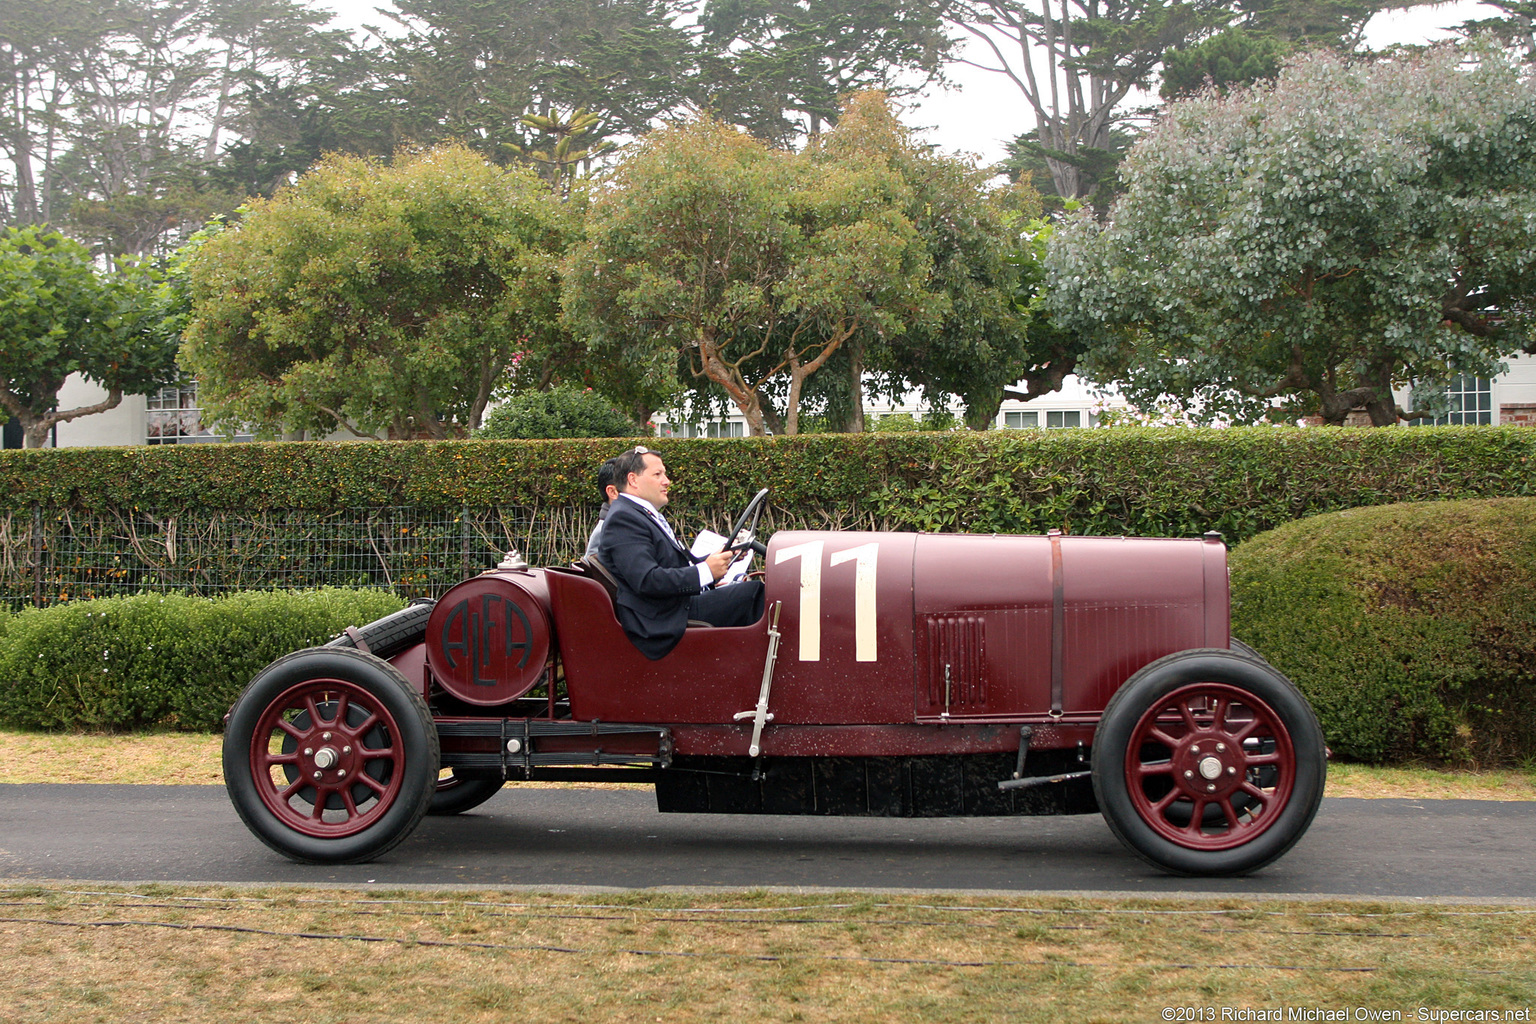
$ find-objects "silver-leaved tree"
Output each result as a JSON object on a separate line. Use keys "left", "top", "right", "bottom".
{"left": 1048, "top": 42, "right": 1536, "bottom": 425}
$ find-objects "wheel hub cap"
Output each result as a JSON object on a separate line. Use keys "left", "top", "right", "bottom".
{"left": 1198, "top": 755, "right": 1223, "bottom": 780}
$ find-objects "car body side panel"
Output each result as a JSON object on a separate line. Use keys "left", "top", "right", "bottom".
{"left": 909, "top": 533, "right": 1222, "bottom": 718}
{"left": 547, "top": 530, "right": 1226, "bottom": 731}
{"left": 757, "top": 531, "right": 918, "bottom": 725}
{"left": 1059, "top": 537, "right": 1215, "bottom": 712}
{"left": 911, "top": 535, "right": 1054, "bottom": 719}
{"left": 548, "top": 567, "right": 766, "bottom": 723}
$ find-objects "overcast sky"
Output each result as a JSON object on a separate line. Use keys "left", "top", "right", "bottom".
{"left": 313, "top": 1, "right": 1505, "bottom": 168}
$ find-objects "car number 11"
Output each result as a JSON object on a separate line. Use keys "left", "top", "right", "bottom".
{"left": 774, "top": 541, "right": 879, "bottom": 662}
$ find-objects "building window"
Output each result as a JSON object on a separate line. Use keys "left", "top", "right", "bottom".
{"left": 146, "top": 384, "right": 251, "bottom": 443}
{"left": 1411, "top": 375, "right": 1492, "bottom": 426}
{"left": 1003, "top": 410, "right": 1082, "bottom": 429}
{"left": 668, "top": 420, "right": 744, "bottom": 438}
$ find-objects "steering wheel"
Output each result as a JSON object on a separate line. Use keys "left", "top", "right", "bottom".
{"left": 725, "top": 487, "right": 770, "bottom": 556}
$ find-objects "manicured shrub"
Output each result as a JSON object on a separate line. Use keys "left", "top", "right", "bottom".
{"left": 474, "top": 386, "right": 645, "bottom": 439}
{"left": 1230, "top": 499, "right": 1536, "bottom": 765}
{"left": 0, "top": 588, "right": 406, "bottom": 732}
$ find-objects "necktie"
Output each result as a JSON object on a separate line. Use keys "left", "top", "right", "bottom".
{"left": 646, "top": 507, "right": 687, "bottom": 553}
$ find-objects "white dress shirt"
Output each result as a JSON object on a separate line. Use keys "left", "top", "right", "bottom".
{"left": 619, "top": 493, "right": 713, "bottom": 589}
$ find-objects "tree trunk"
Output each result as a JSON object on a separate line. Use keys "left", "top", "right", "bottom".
{"left": 846, "top": 343, "right": 865, "bottom": 433}
{"left": 964, "top": 384, "right": 1004, "bottom": 430}
{"left": 752, "top": 389, "right": 785, "bottom": 435}
{"left": 696, "top": 327, "right": 768, "bottom": 435}
{"left": 15, "top": 388, "right": 125, "bottom": 448}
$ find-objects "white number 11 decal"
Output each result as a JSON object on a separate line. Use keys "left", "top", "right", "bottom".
{"left": 774, "top": 541, "right": 878, "bottom": 662}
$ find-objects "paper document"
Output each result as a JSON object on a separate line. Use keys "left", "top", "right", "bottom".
{"left": 691, "top": 529, "right": 754, "bottom": 584}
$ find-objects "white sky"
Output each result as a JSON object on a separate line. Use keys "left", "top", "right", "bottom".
{"left": 314, "top": 1, "right": 1506, "bottom": 168}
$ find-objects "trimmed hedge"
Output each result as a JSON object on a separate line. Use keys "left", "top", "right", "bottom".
{"left": 0, "top": 588, "right": 406, "bottom": 732}
{"left": 1230, "top": 498, "right": 1536, "bottom": 766}
{"left": 0, "top": 427, "right": 1532, "bottom": 544}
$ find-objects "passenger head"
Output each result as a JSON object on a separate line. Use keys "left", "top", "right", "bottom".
{"left": 596, "top": 457, "right": 620, "bottom": 506}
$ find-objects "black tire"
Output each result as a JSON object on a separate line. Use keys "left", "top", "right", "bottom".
{"left": 1091, "top": 648, "right": 1326, "bottom": 877}
{"left": 325, "top": 601, "right": 435, "bottom": 660}
{"left": 223, "top": 646, "right": 439, "bottom": 864}
{"left": 429, "top": 770, "right": 505, "bottom": 815}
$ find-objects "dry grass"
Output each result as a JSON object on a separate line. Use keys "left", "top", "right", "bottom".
{"left": 0, "top": 730, "right": 227, "bottom": 784}
{"left": 3, "top": 730, "right": 1534, "bottom": 800}
{"left": 0, "top": 884, "right": 1532, "bottom": 1023}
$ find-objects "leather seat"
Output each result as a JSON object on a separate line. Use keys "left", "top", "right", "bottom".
{"left": 577, "top": 555, "right": 710, "bottom": 627}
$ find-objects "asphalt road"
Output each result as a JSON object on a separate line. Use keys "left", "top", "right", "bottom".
{"left": 2, "top": 784, "right": 1532, "bottom": 899}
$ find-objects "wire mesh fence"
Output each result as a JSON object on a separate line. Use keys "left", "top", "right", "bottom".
{"left": 0, "top": 505, "right": 597, "bottom": 609}
{"left": 0, "top": 499, "right": 894, "bottom": 610}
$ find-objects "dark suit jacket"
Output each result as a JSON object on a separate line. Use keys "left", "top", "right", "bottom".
{"left": 596, "top": 496, "right": 702, "bottom": 659}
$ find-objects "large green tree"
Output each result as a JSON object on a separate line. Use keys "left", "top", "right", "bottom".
{"left": 1159, "top": 1, "right": 1430, "bottom": 100}
{"left": 0, "top": 0, "right": 351, "bottom": 253}
{"left": 371, "top": 0, "right": 695, "bottom": 168}
{"left": 699, "top": 0, "right": 956, "bottom": 147}
{"left": 0, "top": 225, "right": 179, "bottom": 447}
{"left": 802, "top": 92, "right": 1032, "bottom": 430}
{"left": 948, "top": 0, "right": 1231, "bottom": 200}
{"left": 1048, "top": 43, "right": 1536, "bottom": 426}
{"left": 563, "top": 112, "right": 944, "bottom": 436}
{"left": 180, "top": 143, "right": 577, "bottom": 439}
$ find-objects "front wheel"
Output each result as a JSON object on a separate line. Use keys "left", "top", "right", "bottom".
{"left": 1092, "top": 648, "right": 1326, "bottom": 876}
{"left": 223, "top": 646, "right": 439, "bottom": 863}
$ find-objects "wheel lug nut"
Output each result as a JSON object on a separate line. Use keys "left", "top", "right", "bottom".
{"left": 1228, "top": 767, "right": 1237, "bottom": 775}
{"left": 304, "top": 747, "right": 313, "bottom": 755}
{"left": 338, "top": 769, "right": 346, "bottom": 777}
{"left": 1190, "top": 745, "right": 1199, "bottom": 754}
{"left": 1216, "top": 743, "right": 1226, "bottom": 752}
{"left": 343, "top": 746, "right": 351, "bottom": 754}
{"left": 1184, "top": 770, "right": 1193, "bottom": 778}
{"left": 312, "top": 771, "right": 322, "bottom": 780}
{"left": 322, "top": 732, "right": 332, "bottom": 740}
{"left": 1206, "top": 784, "right": 1216, "bottom": 792}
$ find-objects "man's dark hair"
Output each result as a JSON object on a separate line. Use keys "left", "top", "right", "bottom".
{"left": 596, "top": 457, "right": 620, "bottom": 503}
{"left": 610, "top": 446, "right": 653, "bottom": 493}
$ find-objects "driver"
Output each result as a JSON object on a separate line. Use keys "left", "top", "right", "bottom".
{"left": 596, "top": 446, "right": 765, "bottom": 660}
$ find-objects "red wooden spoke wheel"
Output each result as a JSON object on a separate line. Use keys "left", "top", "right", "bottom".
{"left": 1124, "top": 682, "right": 1295, "bottom": 851}
{"left": 224, "top": 647, "right": 438, "bottom": 864}
{"left": 250, "top": 678, "right": 408, "bottom": 838}
{"left": 1092, "top": 649, "right": 1326, "bottom": 876}
{"left": 429, "top": 769, "right": 505, "bottom": 816}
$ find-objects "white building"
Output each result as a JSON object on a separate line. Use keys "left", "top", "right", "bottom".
{"left": 656, "top": 374, "right": 1125, "bottom": 437}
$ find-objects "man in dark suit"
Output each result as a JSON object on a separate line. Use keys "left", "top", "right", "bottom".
{"left": 596, "top": 446, "right": 765, "bottom": 659}
{"left": 583, "top": 457, "right": 620, "bottom": 559}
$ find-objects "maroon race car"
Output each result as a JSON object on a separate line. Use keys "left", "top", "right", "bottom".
{"left": 222, "top": 489, "right": 1327, "bottom": 876}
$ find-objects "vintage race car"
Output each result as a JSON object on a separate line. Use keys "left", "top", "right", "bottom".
{"left": 223, "top": 490, "right": 1327, "bottom": 876}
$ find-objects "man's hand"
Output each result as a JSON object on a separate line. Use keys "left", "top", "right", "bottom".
{"left": 704, "top": 547, "right": 734, "bottom": 582}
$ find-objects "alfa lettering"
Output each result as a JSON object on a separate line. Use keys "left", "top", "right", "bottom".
{"left": 441, "top": 594, "right": 533, "bottom": 686}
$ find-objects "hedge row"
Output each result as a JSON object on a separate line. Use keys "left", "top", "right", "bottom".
{"left": 1230, "top": 498, "right": 1536, "bottom": 766}
{"left": 0, "top": 426, "right": 1532, "bottom": 544}
{"left": 0, "top": 589, "right": 405, "bottom": 732}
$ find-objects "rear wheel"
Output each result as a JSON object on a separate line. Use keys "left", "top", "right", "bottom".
{"left": 223, "top": 646, "right": 439, "bottom": 863}
{"left": 430, "top": 770, "right": 504, "bottom": 815}
{"left": 1092, "top": 648, "right": 1325, "bottom": 876}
